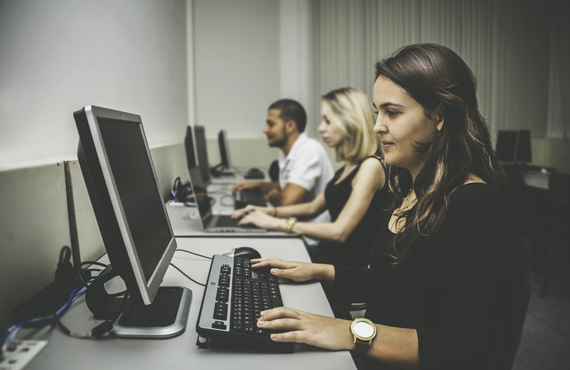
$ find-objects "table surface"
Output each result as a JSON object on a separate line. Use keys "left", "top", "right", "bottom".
{"left": 522, "top": 170, "right": 550, "bottom": 190}
{"left": 167, "top": 183, "right": 295, "bottom": 238}
{"left": 24, "top": 238, "right": 356, "bottom": 370}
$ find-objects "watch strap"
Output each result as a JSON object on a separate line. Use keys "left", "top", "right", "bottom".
{"left": 353, "top": 337, "right": 372, "bottom": 354}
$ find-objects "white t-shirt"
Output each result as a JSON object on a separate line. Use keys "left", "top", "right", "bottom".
{"left": 278, "top": 132, "right": 334, "bottom": 228}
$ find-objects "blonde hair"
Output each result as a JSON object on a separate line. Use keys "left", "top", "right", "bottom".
{"left": 321, "top": 87, "right": 381, "bottom": 163}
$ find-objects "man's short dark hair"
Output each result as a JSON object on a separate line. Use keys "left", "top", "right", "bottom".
{"left": 268, "top": 99, "right": 307, "bottom": 133}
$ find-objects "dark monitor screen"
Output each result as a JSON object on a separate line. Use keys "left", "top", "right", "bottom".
{"left": 496, "top": 130, "right": 532, "bottom": 164}
{"left": 496, "top": 131, "right": 518, "bottom": 163}
{"left": 187, "top": 166, "right": 213, "bottom": 226}
{"left": 184, "top": 126, "right": 197, "bottom": 169}
{"left": 74, "top": 106, "right": 177, "bottom": 306}
{"left": 218, "top": 129, "right": 231, "bottom": 169}
{"left": 98, "top": 118, "right": 172, "bottom": 281}
{"left": 194, "top": 125, "right": 211, "bottom": 186}
{"left": 516, "top": 130, "right": 532, "bottom": 163}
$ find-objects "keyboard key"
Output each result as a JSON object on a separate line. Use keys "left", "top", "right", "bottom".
{"left": 212, "top": 321, "right": 227, "bottom": 330}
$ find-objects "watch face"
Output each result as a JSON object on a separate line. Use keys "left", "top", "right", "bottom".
{"left": 354, "top": 321, "right": 374, "bottom": 339}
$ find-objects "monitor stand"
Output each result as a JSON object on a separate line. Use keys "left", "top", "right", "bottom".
{"left": 85, "top": 266, "right": 192, "bottom": 338}
{"left": 210, "top": 164, "right": 234, "bottom": 178}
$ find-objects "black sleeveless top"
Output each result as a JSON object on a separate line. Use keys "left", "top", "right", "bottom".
{"left": 317, "top": 156, "right": 390, "bottom": 268}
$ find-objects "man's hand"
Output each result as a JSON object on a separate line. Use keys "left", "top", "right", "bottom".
{"left": 267, "top": 183, "right": 308, "bottom": 206}
{"left": 231, "top": 181, "right": 261, "bottom": 195}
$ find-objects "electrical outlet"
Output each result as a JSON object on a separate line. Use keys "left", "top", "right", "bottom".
{"left": 0, "top": 340, "right": 48, "bottom": 370}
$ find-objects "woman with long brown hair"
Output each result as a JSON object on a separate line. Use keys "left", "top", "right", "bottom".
{"left": 250, "top": 44, "right": 520, "bottom": 370}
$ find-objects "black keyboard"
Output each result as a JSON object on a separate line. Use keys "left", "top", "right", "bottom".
{"left": 234, "top": 189, "right": 267, "bottom": 209}
{"left": 196, "top": 255, "right": 293, "bottom": 353}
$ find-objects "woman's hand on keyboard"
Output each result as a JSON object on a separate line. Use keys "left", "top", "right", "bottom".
{"left": 251, "top": 258, "right": 335, "bottom": 285}
{"left": 231, "top": 205, "right": 270, "bottom": 219}
{"left": 236, "top": 209, "right": 284, "bottom": 230}
{"left": 257, "top": 307, "right": 354, "bottom": 351}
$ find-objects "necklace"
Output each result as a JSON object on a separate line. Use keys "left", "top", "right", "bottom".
{"left": 401, "top": 187, "right": 416, "bottom": 210}
{"left": 394, "top": 187, "right": 416, "bottom": 232}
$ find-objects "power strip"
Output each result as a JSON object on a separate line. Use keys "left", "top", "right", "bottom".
{"left": 0, "top": 340, "right": 48, "bottom": 370}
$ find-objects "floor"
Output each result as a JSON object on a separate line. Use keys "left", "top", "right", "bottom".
{"left": 512, "top": 247, "right": 570, "bottom": 370}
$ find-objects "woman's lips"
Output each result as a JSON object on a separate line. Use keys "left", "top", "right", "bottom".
{"left": 382, "top": 141, "right": 394, "bottom": 149}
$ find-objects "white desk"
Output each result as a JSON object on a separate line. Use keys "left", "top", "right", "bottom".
{"left": 167, "top": 184, "right": 295, "bottom": 238}
{"left": 24, "top": 238, "right": 355, "bottom": 370}
{"left": 209, "top": 166, "right": 268, "bottom": 185}
{"left": 522, "top": 171, "right": 550, "bottom": 190}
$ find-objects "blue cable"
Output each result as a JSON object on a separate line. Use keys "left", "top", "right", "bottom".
{"left": 4, "top": 286, "right": 80, "bottom": 351}
{"left": 1, "top": 278, "right": 95, "bottom": 355}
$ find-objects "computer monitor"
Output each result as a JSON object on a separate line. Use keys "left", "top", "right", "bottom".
{"left": 218, "top": 129, "right": 231, "bottom": 170}
{"left": 515, "top": 130, "right": 532, "bottom": 163}
{"left": 74, "top": 105, "right": 191, "bottom": 337}
{"left": 496, "top": 130, "right": 532, "bottom": 164}
{"left": 184, "top": 125, "right": 212, "bottom": 186}
{"left": 210, "top": 129, "right": 233, "bottom": 177}
{"left": 194, "top": 125, "right": 212, "bottom": 186}
{"left": 184, "top": 126, "right": 198, "bottom": 169}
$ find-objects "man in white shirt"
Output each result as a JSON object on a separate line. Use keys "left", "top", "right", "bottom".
{"left": 232, "top": 99, "right": 334, "bottom": 218}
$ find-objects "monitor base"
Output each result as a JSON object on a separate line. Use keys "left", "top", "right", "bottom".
{"left": 112, "top": 286, "right": 192, "bottom": 338}
{"left": 210, "top": 163, "right": 234, "bottom": 178}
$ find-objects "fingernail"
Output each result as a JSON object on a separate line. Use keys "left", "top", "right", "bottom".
{"left": 257, "top": 320, "right": 264, "bottom": 327}
{"left": 271, "top": 334, "right": 278, "bottom": 340}
{"left": 271, "top": 268, "right": 277, "bottom": 274}
{"left": 260, "top": 310, "right": 266, "bottom": 315}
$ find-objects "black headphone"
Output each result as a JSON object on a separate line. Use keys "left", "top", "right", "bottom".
{"left": 171, "top": 177, "right": 193, "bottom": 202}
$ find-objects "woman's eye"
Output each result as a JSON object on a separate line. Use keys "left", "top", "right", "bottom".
{"left": 387, "top": 110, "right": 399, "bottom": 117}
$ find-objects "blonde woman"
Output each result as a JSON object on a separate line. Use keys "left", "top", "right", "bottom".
{"left": 233, "top": 87, "right": 389, "bottom": 268}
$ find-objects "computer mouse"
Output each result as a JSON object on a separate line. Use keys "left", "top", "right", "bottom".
{"left": 223, "top": 246, "right": 261, "bottom": 260}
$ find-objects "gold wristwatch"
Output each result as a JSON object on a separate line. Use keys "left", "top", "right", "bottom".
{"left": 284, "top": 218, "right": 297, "bottom": 233}
{"left": 351, "top": 318, "right": 376, "bottom": 354}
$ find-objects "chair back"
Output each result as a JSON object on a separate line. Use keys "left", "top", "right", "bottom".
{"left": 268, "top": 160, "right": 280, "bottom": 182}
{"left": 494, "top": 244, "right": 531, "bottom": 370}
{"left": 548, "top": 172, "right": 570, "bottom": 224}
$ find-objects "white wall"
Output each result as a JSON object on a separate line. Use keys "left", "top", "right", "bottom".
{"left": 0, "top": 0, "right": 189, "bottom": 332}
{"left": 279, "top": 0, "right": 312, "bottom": 131}
{"left": 192, "top": 0, "right": 338, "bottom": 168}
{"left": 0, "top": 0, "right": 189, "bottom": 170}
{"left": 193, "top": 0, "right": 280, "bottom": 140}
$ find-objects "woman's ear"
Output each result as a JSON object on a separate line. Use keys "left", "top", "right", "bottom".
{"left": 436, "top": 104, "right": 445, "bottom": 131}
